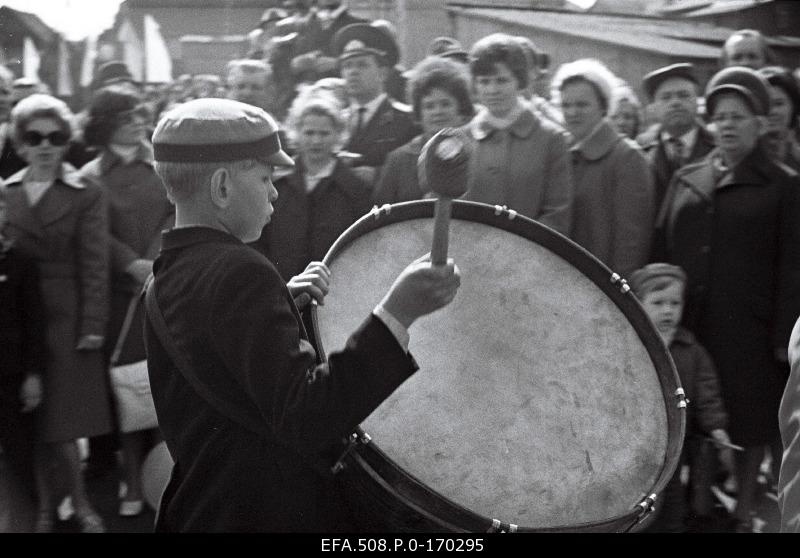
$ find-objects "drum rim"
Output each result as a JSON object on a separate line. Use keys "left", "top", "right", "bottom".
{"left": 312, "top": 199, "right": 686, "bottom": 532}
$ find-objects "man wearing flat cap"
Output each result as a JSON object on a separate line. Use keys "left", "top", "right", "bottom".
{"left": 144, "top": 98, "right": 460, "bottom": 532}
{"left": 638, "top": 63, "right": 715, "bottom": 222}
{"left": 334, "top": 23, "right": 419, "bottom": 177}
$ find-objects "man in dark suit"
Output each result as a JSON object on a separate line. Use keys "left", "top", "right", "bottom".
{"left": 638, "top": 63, "right": 715, "bottom": 219}
{"left": 333, "top": 23, "right": 419, "bottom": 180}
{"left": 146, "top": 98, "right": 460, "bottom": 532}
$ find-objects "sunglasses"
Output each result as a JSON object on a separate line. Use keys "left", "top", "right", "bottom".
{"left": 22, "top": 130, "right": 70, "bottom": 147}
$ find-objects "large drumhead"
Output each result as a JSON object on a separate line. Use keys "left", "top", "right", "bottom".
{"left": 315, "top": 201, "right": 682, "bottom": 530}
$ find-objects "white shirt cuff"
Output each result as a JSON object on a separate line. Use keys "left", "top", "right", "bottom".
{"left": 372, "top": 304, "right": 410, "bottom": 352}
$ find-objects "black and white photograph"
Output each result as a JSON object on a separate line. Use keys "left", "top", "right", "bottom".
{"left": 0, "top": 0, "right": 799, "bottom": 538}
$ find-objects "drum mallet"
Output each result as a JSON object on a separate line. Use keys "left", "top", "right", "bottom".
{"left": 418, "top": 128, "right": 472, "bottom": 266}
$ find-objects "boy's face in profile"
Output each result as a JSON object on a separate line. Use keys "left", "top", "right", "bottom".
{"left": 640, "top": 280, "right": 684, "bottom": 340}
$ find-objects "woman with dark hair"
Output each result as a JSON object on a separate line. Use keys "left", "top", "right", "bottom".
{"left": 462, "top": 33, "right": 573, "bottom": 235}
{"left": 80, "top": 85, "right": 174, "bottom": 518}
{"left": 660, "top": 66, "right": 800, "bottom": 532}
{"left": 374, "top": 56, "right": 474, "bottom": 204}
{"left": 3, "top": 94, "right": 111, "bottom": 532}
{"left": 759, "top": 66, "right": 800, "bottom": 170}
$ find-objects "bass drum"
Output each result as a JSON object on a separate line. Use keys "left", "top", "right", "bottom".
{"left": 312, "top": 200, "right": 685, "bottom": 533}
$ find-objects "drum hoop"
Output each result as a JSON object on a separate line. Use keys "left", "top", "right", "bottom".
{"left": 312, "top": 199, "right": 686, "bottom": 531}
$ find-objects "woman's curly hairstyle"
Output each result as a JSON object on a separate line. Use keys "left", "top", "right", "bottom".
{"left": 83, "top": 86, "right": 145, "bottom": 148}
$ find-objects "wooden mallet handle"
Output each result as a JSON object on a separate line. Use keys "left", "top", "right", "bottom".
{"left": 418, "top": 128, "right": 471, "bottom": 267}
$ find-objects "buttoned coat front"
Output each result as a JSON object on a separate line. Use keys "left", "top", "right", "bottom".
{"left": 569, "top": 120, "right": 655, "bottom": 278}
{"left": 462, "top": 107, "right": 573, "bottom": 236}
{"left": 3, "top": 164, "right": 112, "bottom": 442}
{"left": 661, "top": 147, "right": 800, "bottom": 445}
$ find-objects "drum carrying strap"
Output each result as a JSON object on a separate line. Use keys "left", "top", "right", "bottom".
{"left": 143, "top": 278, "right": 265, "bottom": 437}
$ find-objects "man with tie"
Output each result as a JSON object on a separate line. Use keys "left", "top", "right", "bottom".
{"left": 637, "top": 63, "right": 715, "bottom": 219}
{"left": 333, "top": 23, "right": 419, "bottom": 181}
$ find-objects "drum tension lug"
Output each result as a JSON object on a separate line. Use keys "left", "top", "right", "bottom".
{"left": 675, "top": 387, "right": 688, "bottom": 409}
{"left": 635, "top": 493, "right": 658, "bottom": 520}
{"left": 487, "top": 518, "right": 518, "bottom": 533}
{"left": 369, "top": 204, "right": 392, "bottom": 220}
{"left": 331, "top": 431, "right": 370, "bottom": 475}
{"left": 609, "top": 273, "right": 631, "bottom": 294}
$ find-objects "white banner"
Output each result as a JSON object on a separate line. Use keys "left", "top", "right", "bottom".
{"left": 22, "top": 37, "right": 41, "bottom": 81}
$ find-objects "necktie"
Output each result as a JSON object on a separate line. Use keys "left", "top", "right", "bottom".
{"left": 353, "top": 107, "right": 366, "bottom": 138}
{"left": 667, "top": 137, "right": 686, "bottom": 167}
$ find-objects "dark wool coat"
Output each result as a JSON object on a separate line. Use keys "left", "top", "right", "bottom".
{"left": 4, "top": 164, "right": 112, "bottom": 442}
{"left": 252, "top": 157, "right": 372, "bottom": 279}
{"left": 344, "top": 96, "right": 419, "bottom": 169}
{"left": 80, "top": 144, "right": 174, "bottom": 362}
{"left": 638, "top": 122, "right": 715, "bottom": 217}
{"left": 373, "top": 134, "right": 429, "bottom": 205}
{"left": 0, "top": 243, "right": 45, "bottom": 492}
{"left": 669, "top": 327, "right": 728, "bottom": 437}
{"left": 146, "top": 227, "right": 418, "bottom": 532}
{"left": 661, "top": 147, "right": 800, "bottom": 445}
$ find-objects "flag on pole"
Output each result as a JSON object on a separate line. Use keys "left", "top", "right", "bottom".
{"left": 118, "top": 17, "right": 144, "bottom": 82}
{"left": 57, "top": 38, "right": 73, "bottom": 96}
{"left": 22, "top": 37, "right": 41, "bottom": 81}
{"left": 80, "top": 35, "right": 98, "bottom": 88}
{"left": 143, "top": 14, "right": 172, "bottom": 83}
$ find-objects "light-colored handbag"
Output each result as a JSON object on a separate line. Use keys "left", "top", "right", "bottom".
{"left": 110, "top": 295, "right": 158, "bottom": 433}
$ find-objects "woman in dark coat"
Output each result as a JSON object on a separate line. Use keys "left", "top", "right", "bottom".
{"left": 252, "top": 88, "right": 372, "bottom": 280}
{"left": 374, "top": 55, "right": 474, "bottom": 205}
{"left": 660, "top": 67, "right": 800, "bottom": 531}
{"left": 3, "top": 94, "right": 111, "bottom": 532}
{"left": 80, "top": 86, "right": 174, "bottom": 518}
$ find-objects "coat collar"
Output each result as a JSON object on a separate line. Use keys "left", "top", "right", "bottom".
{"left": 160, "top": 226, "right": 242, "bottom": 252}
{"left": 670, "top": 327, "right": 696, "bottom": 346}
{"left": 470, "top": 105, "right": 539, "bottom": 141}
{"left": 3, "top": 162, "right": 84, "bottom": 190}
{"left": 98, "top": 141, "right": 154, "bottom": 173}
{"left": 570, "top": 119, "right": 619, "bottom": 161}
{"left": 677, "top": 146, "right": 775, "bottom": 201}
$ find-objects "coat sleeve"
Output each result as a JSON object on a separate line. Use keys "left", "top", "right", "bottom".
{"left": 77, "top": 184, "right": 110, "bottom": 337}
{"left": 691, "top": 342, "right": 728, "bottom": 434}
{"left": 611, "top": 145, "right": 655, "bottom": 277}
{"left": 210, "top": 259, "right": 417, "bottom": 455}
{"left": 537, "top": 131, "right": 574, "bottom": 236}
{"left": 19, "top": 255, "right": 46, "bottom": 375}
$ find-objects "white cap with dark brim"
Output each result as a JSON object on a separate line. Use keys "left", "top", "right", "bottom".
{"left": 152, "top": 98, "right": 294, "bottom": 167}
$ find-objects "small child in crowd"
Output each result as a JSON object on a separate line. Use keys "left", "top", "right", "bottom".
{"left": 629, "top": 263, "right": 734, "bottom": 532}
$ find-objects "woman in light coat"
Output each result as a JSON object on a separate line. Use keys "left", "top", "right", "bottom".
{"left": 3, "top": 94, "right": 110, "bottom": 532}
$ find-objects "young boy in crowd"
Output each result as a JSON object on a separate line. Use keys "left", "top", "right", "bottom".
{"left": 0, "top": 189, "right": 45, "bottom": 512}
{"left": 629, "top": 263, "right": 733, "bottom": 532}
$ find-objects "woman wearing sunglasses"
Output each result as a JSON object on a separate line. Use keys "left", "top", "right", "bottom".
{"left": 2, "top": 94, "right": 111, "bottom": 532}
{"left": 81, "top": 86, "right": 173, "bottom": 518}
